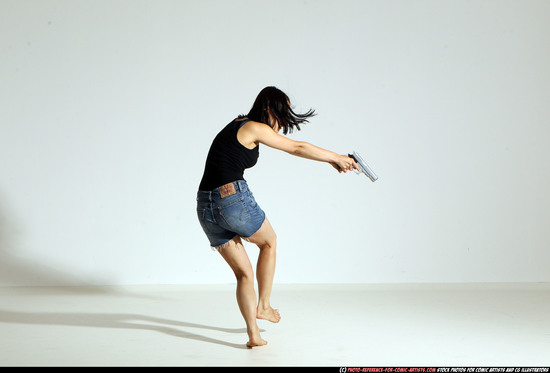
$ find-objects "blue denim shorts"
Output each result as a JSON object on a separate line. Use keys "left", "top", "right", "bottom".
{"left": 196, "top": 180, "right": 266, "bottom": 249}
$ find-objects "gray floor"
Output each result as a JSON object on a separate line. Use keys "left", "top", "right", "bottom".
{"left": 0, "top": 283, "right": 549, "bottom": 366}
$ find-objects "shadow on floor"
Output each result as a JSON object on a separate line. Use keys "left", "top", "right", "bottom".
{"left": 0, "top": 308, "right": 253, "bottom": 350}
{"left": 0, "top": 197, "right": 257, "bottom": 350}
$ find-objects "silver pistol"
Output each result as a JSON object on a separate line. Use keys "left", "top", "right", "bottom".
{"left": 348, "top": 151, "right": 378, "bottom": 182}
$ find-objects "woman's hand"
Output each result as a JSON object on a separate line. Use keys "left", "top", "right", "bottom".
{"left": 331, "top": 155, "right": 360, "bottom": 173}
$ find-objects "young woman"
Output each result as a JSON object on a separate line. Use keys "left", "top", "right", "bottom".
{"left": 196, "top": 86, "right": 359, "bottom": 347}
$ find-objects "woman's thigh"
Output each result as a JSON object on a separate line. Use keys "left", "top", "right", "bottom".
{"left": 245, "top": 218, "right": 276, "bottom": 248}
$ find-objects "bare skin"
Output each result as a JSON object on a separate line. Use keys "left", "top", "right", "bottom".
{"left": 218, "top": 219, "right": 279, "bottom": 347}
{"left": 237, "top": 117, "right": 359, "bottom": 173}
{"left": 218, "top": 116, "right": 357, "bottom": 347}
{"left": 245, "top": 218, "right": 281, "bottom": 324}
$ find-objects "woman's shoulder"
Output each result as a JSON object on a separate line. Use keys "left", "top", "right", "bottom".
{"left": 233, "top": 117, "right": 261, "bottom": 129}
{"left": 235, "top": 118, "right": 265, "bottom": 127}
{"left": 240, "top": 121, "right": 273, "bottom": 139}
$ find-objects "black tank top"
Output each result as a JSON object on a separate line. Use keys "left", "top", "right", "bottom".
{"left": 199, "top": 119, "right": 260, "bottom": 191}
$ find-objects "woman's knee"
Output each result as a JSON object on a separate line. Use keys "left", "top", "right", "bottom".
{"left": 254, "top": 226, "right": 276, "bottom": 250}
{"left": 235, "top": 267, "right": 255, "bottom": 282}
{"left": 258, "top": 236, "right": 276, "bottom": 251}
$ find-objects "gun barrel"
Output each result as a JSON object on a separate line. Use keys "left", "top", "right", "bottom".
{"left": 349, "top": 151, "right": 378, "bottom": 182}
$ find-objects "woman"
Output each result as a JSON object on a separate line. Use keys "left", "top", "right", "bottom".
{"left": 196, "top": 86, "right": 358, "bottom": 347}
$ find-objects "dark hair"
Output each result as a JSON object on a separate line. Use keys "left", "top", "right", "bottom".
{"left": 241, "top": 86, "right": 316, "bottom": 135}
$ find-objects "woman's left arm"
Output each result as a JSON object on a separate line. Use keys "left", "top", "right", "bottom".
{"left": 246, "top": 121, "right": 359, "bottom": 172}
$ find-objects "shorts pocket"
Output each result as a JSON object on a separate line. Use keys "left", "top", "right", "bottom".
{"left": 218, "top": 196, "right": 251, "bottom": 229}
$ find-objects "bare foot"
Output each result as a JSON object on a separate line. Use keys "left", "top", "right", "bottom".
{"left": 257, "top": 306, "right": 281, "bottom": 323}
{"left": 246, "top": 327, "right": 267, "bottom": 348}
{"left": 246, "top": 336, "right": 268, "bottom": 348}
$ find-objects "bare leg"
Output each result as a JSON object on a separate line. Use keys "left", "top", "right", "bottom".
{"left": 246, "top": 218, "right": 281, "bottom": 323}
{"left": 218, "top": 236, "right": 267, "bottom": 347}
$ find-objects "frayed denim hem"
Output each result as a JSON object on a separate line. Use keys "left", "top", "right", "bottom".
{"left": 210, "top": 235, "right": 252, "bottom": 252}
{"left": 210, "top": 240, "right": 231, "bottom": 253}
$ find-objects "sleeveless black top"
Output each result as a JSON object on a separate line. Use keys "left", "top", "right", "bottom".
{"left": 199, "top": 119, "right": 260, "bottom": 191}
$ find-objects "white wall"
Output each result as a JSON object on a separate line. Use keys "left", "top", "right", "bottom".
{"left": 1, "top": 0, "right": 549, "bottom": 286}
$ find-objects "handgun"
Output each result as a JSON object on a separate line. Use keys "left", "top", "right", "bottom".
{"left": 348, "top": 151, "right": 378, "bottom": 182}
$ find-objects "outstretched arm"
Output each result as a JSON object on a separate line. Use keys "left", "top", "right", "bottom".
{"left": 244, "top": 121, "right": 359, "bottom": 173}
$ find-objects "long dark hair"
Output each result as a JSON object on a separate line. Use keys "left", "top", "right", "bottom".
{"left": 241, "top": 86, "right": 316, "bottom": 135}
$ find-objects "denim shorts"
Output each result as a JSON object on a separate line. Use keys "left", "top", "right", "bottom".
{"left": 196, "top": 180, "right": 266, "bottom": 249}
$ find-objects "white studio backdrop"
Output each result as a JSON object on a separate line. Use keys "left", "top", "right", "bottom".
{"left": 1, "top": 0, "right": 549, "bottom": 286}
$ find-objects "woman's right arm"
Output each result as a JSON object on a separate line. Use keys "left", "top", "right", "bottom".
{"left": 245, "top": 121, "right": 359, "bottom": 173}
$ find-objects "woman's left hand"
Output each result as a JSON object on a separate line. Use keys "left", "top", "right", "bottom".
{"left": 331, "top": 155, "right": 360, "bottom": 173}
